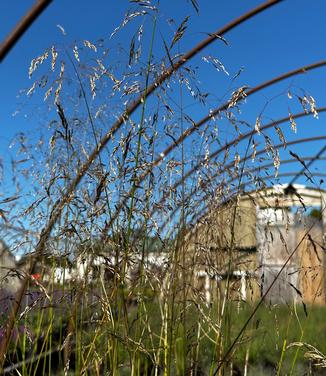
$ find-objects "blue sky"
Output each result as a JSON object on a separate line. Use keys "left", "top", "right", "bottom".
{"left": 0, "top": 0, "right": 326, "bottom": 234}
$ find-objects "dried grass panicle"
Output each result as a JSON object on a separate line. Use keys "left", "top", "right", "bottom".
{"left": 288, "top": 342, "right": 326, "bottom": 368}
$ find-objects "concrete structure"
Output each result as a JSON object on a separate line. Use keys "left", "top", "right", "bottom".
{"left": 186, "top": 184, "right": 326, "bottom": 304}
{"left": 0, "top": 240, "right": 22, "bottom": 301}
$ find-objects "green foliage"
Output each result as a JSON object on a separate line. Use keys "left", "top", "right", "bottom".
{"left": 309, "top": 208, "right": 322, "bottom": 220}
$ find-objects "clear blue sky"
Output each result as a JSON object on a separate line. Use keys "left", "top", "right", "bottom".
{"left": 0, "top": 0, "right": 325, "bottom": 229}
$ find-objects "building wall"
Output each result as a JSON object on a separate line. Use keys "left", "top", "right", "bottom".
{"left": 0, "top": 240, "right": 22, "bottom": 301}
{"left": 185, "top": 187, "right": 326, "bottom": 305}
{"left": 298, "top": 225, "right": 325, "bottom": 304}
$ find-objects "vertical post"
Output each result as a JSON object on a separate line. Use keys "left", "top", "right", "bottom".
{"left": 321, "top": 191, "right": 326, "bottom": 303}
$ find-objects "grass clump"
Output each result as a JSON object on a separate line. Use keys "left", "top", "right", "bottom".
{"left": 1, "top": 1, "right": 326, "bottom": 375}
